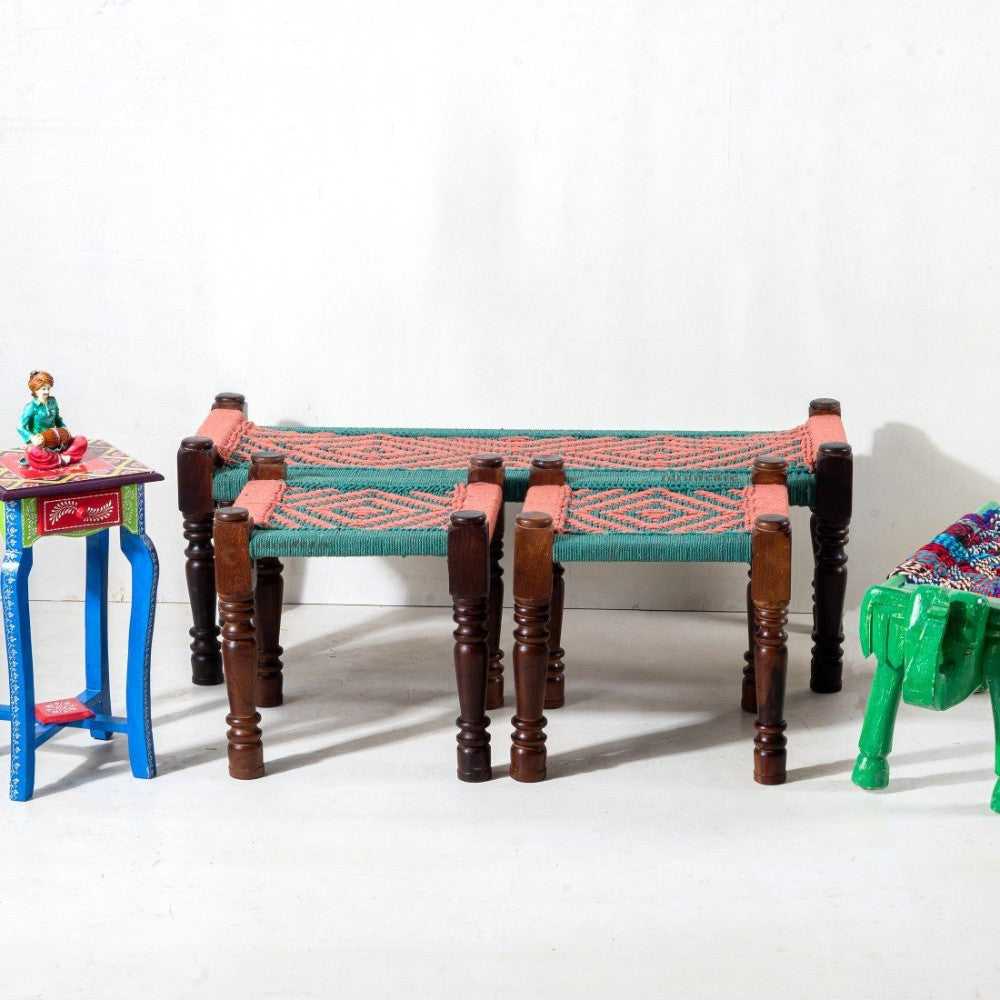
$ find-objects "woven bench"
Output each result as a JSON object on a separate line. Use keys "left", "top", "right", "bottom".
{"left": 852, "top": 504, "right": 1000, "bottom": 811}
{"left": 213, "top": 453, "right": 506, "bottom": 782}
{"left": 511, "top": 456, "right": 793, "bottom": 785}
{"left": 178, "top": 393, "right": 851, "bottom": 709}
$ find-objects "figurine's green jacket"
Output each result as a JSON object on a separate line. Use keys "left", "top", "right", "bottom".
{"left": 18, "top": 397, "right": 65, "bottom": 443}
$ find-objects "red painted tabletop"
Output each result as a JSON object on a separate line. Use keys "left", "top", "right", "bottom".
{"left": 0, "top": 440, "right": 163, "bottom": 501}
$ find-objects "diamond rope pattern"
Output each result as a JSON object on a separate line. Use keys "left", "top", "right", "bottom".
{"left": 267, "top": 486, "right": 459, "bottom": 532}
{"left": 563, "top": 487, "right": 749, "bottom": 535}
{"left": 230, "top": 425, "right": 813, "bottom": 472}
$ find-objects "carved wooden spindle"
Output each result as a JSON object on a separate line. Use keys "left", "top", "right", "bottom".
{"left": 250, "top": 452, "right": 286, "bottom": 708}
{"left": 178, "top": 435, "right": 222, "bottom": 685}
{"left": 529, "top": 456, "right": 568, "bottom": 710}
{"left": 751, "top": 512, "right": 792, "bottom": 785}
{"left": 810, "top": 430, "right": 852, "bottom": 694}
{"left": 448, "top": 510, "right": 492, "bottom": 782}
{"left": 743, "top": 457, "right": 787, "bottom": 712}
{"left": 469, "top": 454, "right": 506, "bottom": 711}
{"left": 510, "top": 511, "right": 554, "bottom": 782}
{"left": 213, "top": 391, "right": 248, "bottom": 415}
{"left": 546, "top": 561, "right": 566, "bottom": 709}
{"left": 742, "top": 568, "right": 756, "bottom": 713}
{"left": 215, "top": 506, "right": 265, "bottom": 779}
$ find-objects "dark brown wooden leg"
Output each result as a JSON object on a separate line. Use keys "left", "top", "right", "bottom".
{"left": 486, "top": 504, "right": 505, "bottom": 711}
{"left": 248, "top": 452, "right": 288, "bottom": 708}
{"left": 545, "top": 561, "right": 566, "bottom": 709}
{"left": 255, "top": 557, "right": 284, "bottom": 707}
{"left": 215, "top": 507, "right": 264, "bottom": 779}
{"left": 178, "top": 436, "right": 222, "bottom": 685}
{"left": 468, "top": 454, "right": 506, "bottom": 711}
{"left": 741, "top": 569, "right": 756, "bottom": 713}
{"left": 510, "top": 511, "right": 553, "bottom": 783}
{"left": 448, "top": 511, "right": 492, "bottom": 782}
{"left": 811, "top": 441, "right": 852, "bottom": 694}
{"left": 751, "top": 513, "right": 791, "bottom": 785}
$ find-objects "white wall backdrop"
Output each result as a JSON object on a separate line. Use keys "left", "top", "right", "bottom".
{"left": 1, "top": 1, "right": 998, "bottom": 612}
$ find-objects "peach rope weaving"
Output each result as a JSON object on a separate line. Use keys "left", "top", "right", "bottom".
{"left": 803, "top": 413, "right": 848, "bottom": 463}
{"left": 197, "top": 413, "right": 844, "bottom": 474}
{"left": 234, "top": 480, "right": 287, "bottom": 526}
{"left": 195, "top": 408, "right": 248, "bottom": 464}
{"left": 743, "top": 484, "right": 790, "bottom": 531}
{"left": 454, "top": 481, "right": 504, "bottom": 541}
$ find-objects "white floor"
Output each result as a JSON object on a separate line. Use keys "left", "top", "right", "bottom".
{"left": 2, "top": 601, "right": 999, "bottom": 999}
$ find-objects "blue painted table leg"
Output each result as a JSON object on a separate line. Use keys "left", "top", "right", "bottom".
{"left": 85, "top": 531, "right": 112, "bottom": 740}
{"left": 120, "top": 523, "right": 158, "bottom": 779}
{"left": 2, "top": 507, "right": 36, "bottom": 802}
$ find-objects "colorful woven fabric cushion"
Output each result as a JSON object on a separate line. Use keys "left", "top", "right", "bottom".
{"left": 520, "top": 481, "right": 789, "bottom": 563}
{"left": 891, "top": 505, "right": 1000, "bottom": 598}
{"left": 232, "top": 479, "right": 502, "bottom": 559}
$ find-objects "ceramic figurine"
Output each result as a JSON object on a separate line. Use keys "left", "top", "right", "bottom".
{"left": 17, "top": 370, "right": 88, "bottom": 471}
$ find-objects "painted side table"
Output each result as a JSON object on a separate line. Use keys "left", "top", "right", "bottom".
{"left": 0, "top": 441, "right": 163, "bottom": 801}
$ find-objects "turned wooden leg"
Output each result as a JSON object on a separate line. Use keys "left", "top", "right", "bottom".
{"left": 751, "top": 513, "right": 791, "bottom": 785}
{"left": 510, "top": 512, "right": 553, "bottom": 783}
{"left": 215, "top": 507, "right": 264, "bottom": 779}
{"left": 249, "top": 452, "right": 287, "bottom": 707}
{"left": 255, "top": 557, "right": 285, "bottom": 707}
{"left": 178, "top": 436, "right": 222, "bottom": 685}
{"left": 545, "top": 562, "right": 566, "bottom": 709}
{"left": 449, "top": 511, "right": 492, "bottom": 782}
{"left": 811, "top": 440, "right": 852, "bottom": 694}
{"left": 744, "top": 456, "right": 786, "bottom": 714}
{"left": 741, "top": 569, "right": 756, "bottom": 713}
{"left": 486, "top": 504, "right": 505, "bottom": 711}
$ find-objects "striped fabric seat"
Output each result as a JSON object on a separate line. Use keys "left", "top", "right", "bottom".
{"left": 890, "top": 504, "right": 1000, "bottom": 599}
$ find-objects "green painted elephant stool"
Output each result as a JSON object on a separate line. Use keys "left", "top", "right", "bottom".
{"left": 853, "top": 504, "right": 1000, "bottom": 810}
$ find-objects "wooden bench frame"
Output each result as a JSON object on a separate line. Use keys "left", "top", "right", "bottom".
{"left": 177, "top": 393, "right": 851, "bottom": 714}
{"left": 213, "top": 452, "right": 506, "bottom": 782}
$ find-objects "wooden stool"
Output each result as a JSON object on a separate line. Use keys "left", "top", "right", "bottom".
{"left": 511, "top": 456, "right": 792, "bottom": 785}
{"left": 212, "top": 453, "right": 505, "bottom": 783}
{"left": 0, "top": 442, "right": 162, "bottom": 801}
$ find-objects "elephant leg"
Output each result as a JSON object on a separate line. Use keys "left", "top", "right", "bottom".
{"left": 852, "top": 656, "right": 904, "bottom": 790}
{"left": 987, "top": 676, "right": 1000, "bottom": 814}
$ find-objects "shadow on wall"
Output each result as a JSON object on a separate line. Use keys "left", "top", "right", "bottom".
{"left": 851, "top": 422, "right": 1000, "bottom": 609}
